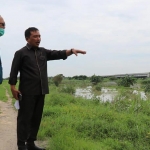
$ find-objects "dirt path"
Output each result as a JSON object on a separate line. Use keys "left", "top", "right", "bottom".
{"left": 0, "top": 89, "right": 47, "bottom": 150}
{"left": 0, "top": 89, "right": 17, "bottom": 150}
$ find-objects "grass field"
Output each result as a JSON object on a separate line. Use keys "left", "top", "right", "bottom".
{"left": 37, "top": 88, "right": 150, "bottom": 150}
{"left": 0, "top": 80, "right": 9, "bottom": 102}
{"left": 1, "top": 79, "right": 150, "bottom": 150}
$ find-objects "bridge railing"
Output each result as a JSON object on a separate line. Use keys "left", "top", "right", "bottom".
{"left": 102, "top": 72, "right": 150, "bottom": 78}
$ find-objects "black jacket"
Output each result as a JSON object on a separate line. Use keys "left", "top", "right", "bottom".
{"left": 9, "top": 44, "right": 67, "bottom": 95}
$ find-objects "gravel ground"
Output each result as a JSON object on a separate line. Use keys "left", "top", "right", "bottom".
{"left": 0, "top": 90, "right": 47, "bottom": 150}
{"left": 0, "top": 91, "right": 17, "bottom": 150}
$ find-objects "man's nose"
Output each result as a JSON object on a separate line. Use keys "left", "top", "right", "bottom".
{"left": 0, "top": 26, "right": 5, "bottom": 29}
{"left": 37, "top": 37, "right": 41, "bottom": 40}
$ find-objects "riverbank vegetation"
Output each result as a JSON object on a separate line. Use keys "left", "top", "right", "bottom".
{"left": 1, "top": 76, "right": 150, "bottom": 150}
{"left": 41, "top": 76, "right": 150, "bottom": 150}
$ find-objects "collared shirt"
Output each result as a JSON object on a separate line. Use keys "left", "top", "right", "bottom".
{"left": 9, "top": 43, "right": 67, "bottom": 95}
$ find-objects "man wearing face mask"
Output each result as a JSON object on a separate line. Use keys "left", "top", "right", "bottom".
{"left": 0, "top": 15, "right": 5, "bottom": 84}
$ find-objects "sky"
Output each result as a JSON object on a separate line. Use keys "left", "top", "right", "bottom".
{"left": 1, "top": 0, "right": 150, "bottom": 78}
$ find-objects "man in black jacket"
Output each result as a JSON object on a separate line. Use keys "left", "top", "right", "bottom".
{"left": 0, "top": 15, "right": 5, "bottom": 84}
{"left": 9, "top": 27, "right": 86, "bottom": 150}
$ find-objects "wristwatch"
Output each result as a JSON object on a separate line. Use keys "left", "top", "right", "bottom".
{"left": 71, "top": 49, "right": 73, "bottom": 54}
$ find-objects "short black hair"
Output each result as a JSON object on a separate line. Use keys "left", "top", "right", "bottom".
{"left": 25, "top": 27, "right": 39, "bottom": 39}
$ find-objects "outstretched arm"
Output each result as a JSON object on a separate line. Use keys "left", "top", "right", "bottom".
{"left": 66, "top": 48, "right": 86, "bottom": 56}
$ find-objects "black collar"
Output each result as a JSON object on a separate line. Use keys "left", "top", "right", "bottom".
{"left": 26, "top": 43, "right": 32, "bottom": 50}
{"left": 26, "top": 43, "right": 39, "bottom": 50}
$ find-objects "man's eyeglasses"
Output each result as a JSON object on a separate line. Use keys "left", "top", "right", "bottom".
{"left": 0, "top": 23, "right": 5, "bottom": 27}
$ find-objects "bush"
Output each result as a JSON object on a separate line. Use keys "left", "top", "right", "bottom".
{"left": 117, "top": 75, "right": 136, "bottom": 87}
{"left": 90, "top": 75, "right": 103, "bottom": 85}
{"left": 60, "top": 86, "right": 75, "bottom": 94}
{"left": 141, "top": 79, "right": 150, "bottom": 85}
{"left": 53, "top": 74, "right": 63, "bottom": 86}
{"left": 95, "top": 84, "right": 102, "bottom": 91}
{"left": 144, "top": 83, "right": 150, "bottom": 93}
{"left": 109, "top": 77, "right": 118, "bottom": 81}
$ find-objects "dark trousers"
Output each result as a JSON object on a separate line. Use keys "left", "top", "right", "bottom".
{"left": 17, "top": 95, "right": 45, "bottom": 147}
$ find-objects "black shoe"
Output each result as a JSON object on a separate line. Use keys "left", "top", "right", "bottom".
{"left": 18, "top": 145, "right": 28, "bottom": 150}
{"left": 26, "top": 144, "right": 45, "bottom": 150}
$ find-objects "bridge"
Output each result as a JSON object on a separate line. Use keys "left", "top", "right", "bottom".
{"left": 102, "top": 72, "right": 150, "bottom": 78}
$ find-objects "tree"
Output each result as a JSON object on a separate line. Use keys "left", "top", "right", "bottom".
{"left": 72, "top": 75, "right": 87, "bottom": 80}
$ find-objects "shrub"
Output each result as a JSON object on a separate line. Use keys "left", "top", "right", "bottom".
{"left": 109, "top": 76, "right": 118, "bottom": 81}
{"left": 53, "top": 74, "right": 63, "bottom": 86}
{"left": 95, "top": 84, "right": 102, "bottom": 91}
{"left": 141, "top": 79, "right": 150, "bottom": 85}
{"left": 117, "top": 75, "right": 136, "bottom": 87}
{"left": 144, "top": 83, "right": 150, "bottom": 93}
{"left": 60, "top": 86, "right": 75, "bottom": 94}
{"left": 90, "top": 75, "right": 103, "bottom": 85}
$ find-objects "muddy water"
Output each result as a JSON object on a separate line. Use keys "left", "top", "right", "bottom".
{"left": 133, "top": 90, "right": 147, "bottom": 100}
{"left": 96, "top": 88, "right": 118, "bottom": 102}
{"left": 75, "top": 87, "right": 147, "bottom": 102}
{"left": 75, "top": 87, "right": 118, "bottom": 102}
{"left": 75, "top": 86, "right": 94, "bottom": 99}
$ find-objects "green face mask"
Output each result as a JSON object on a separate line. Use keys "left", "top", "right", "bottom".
{"left": 0, "top": 28, "right": 5, "bottom": 36}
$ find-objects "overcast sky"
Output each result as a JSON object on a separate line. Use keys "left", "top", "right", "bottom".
{"left": 1, "top": 0, "right": 150, "bottom": 77}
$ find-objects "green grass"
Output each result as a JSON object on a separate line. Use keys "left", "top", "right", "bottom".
{"left": 61, "top": 79, "right": 91, "bottom": 89}
{"left": 3, "top": 80, "right": 12, "bottom": 97}
{"left": 1, "top": 79, "right": 150, "bottom": 149}
{"left": 0, "top": 79, "right": 20, "bottom": 105}
{"left": 0, "top": 80, "right": 9, "bottom": 102}
{"left": 37, "top": 83, "right": 150, "bottom": 150}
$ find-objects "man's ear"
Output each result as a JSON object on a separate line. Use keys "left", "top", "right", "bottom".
{"left": 25, "top": 37, "right": 29, "bottom": 41}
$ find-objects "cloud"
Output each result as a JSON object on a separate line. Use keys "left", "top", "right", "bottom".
{"left": 1, "top": 0, "right": 150, "bottom": 77}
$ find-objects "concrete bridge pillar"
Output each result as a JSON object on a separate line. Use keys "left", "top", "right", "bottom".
{"left": 147, "top": 72, "right": 150, "bottom": 77}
